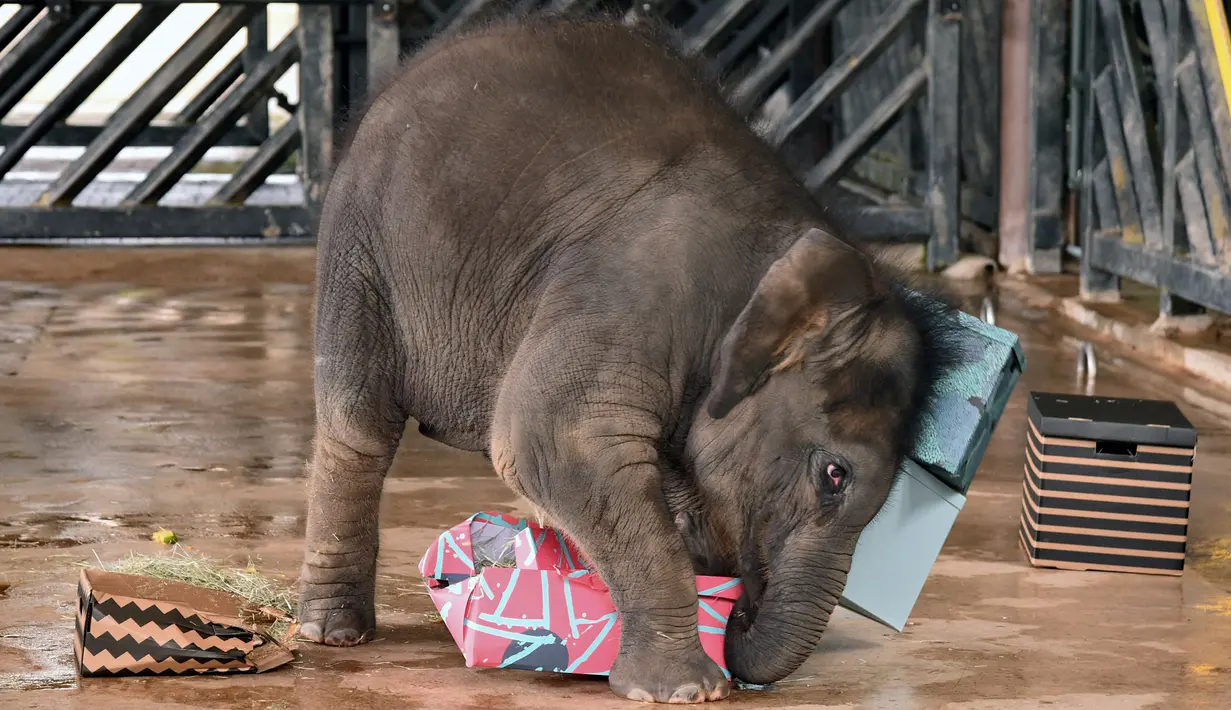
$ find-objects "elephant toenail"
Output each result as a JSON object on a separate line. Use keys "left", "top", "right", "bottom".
{"left": 625, "top": 688, "right": 655, "bottom": 703}
{"left": 299, "top": 622, "right": 324, "bottom": 642}
{"left": 668, "top": 685, "right": 703, "bottom": 703}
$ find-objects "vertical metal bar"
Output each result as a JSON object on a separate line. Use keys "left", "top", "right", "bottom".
{"left": 123, "top": 33, "right": 300, "bottom": 206}
{"left": 1026, "top": 0, "right": 1067, "bottom": 273}
{"left": 784, "top": 0, "right": 821, "bottom": 171}
{"left": 37, "top": 5, "right": 255, "bottom": 206}
{"left": 0, "top": 6, "right": 174, "bottom": 181}
{"left": 368, "top": 0, "right": 401, "bottom": 95}
{"left": 209, "top": 118, "right": 300, "bottom": 206}
{"left": 925, "top": 0, "right": 961, "bottom": 270}
{"left": 298, "top": 5, "right": 337, "bottom": 223}
{"left": 1155, "top": 0, "right": 1197, "bottom": 317}
{"left": 244, "top": 8, "right": 271, "bottom": 141}
{"left": 1066, "top": 0, "right": 1086, "bottom": 189}
{"left": 1096, "top": 0, "right": 1165, "bottom": 252}
{"left": 174, "top": 55, "right": 244, "bottom": 125}
{"left": 1080, "top": 0, "right": 1121, "bottom": 300}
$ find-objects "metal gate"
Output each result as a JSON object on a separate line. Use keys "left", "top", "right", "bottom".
{"left": 0, "top": 0, "right": 403, "bottom": 244}
{"left": 0, "top": 0, "right": 964, "bottom": 267}
{"left": 1075, "top": 0, "right": 1231, "bottom": 314}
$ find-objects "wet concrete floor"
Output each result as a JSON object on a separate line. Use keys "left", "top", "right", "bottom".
{"left": 1, "top": 249, "right": 1230, "bottom": 709}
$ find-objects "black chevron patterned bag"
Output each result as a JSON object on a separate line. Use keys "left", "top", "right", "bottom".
{"left": 74, "top": 568, "right": 295, "bottom": 677}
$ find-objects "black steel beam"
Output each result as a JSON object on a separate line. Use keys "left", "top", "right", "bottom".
{"left": 368, "top": 0, "right": 401, "bottom": 89}
{"left": 1174, "top": 151, "right": 1216, "bottom": 265}
{"left": 1186, "top": 0, "right": 1231, "bottom": 196}
{"left": 680, "top": 0, "right": 758, "bottom": 56}
{"left": 0, "top": 6, "right": 176, "bottom": 180}
{"left": 1091, "top": 159, "right": 1121, "bottom": 232}
{"left": 210, "top": 118, "right": 300, "bottom": 205}
{"left": 175, "top": 54, "right": 245, "bottom": 125}
{"left": 123, "top": 32, "right": 300, "bottom": 205}
{"left": 297, "top": 5, "right": 337, "bottom": 223}
{"left": 444, "top": 0, "right": 499, "bottom": 34}
{"left": 714, "top": 0, "right": 793, "bottom": 75}
{"left": 1177, "top": 54, "right": 1231, "bottom": 266}
{"left": 846, "top": 206, "right": 930, "bottom": 241}
{"left": 1079, "top": 2, "right": 1120, "bottom": 299}
{"left": 1096, "top": 0, "right": 1165, "bottom": 251}
{"left": 37, "top": 5, "right": 256, "bottom": 206}
{"left": 1025, "top": 0, "right": 1066, "bottom": 272}
{"left": 1087, "top": 234, "right": 1231, "bottom": 314}
{"left": 802, "top": 66, "right": 927, "bottom": 191}
{"left": 924, "top": 0, "right": 960, "bottom": 270}
{"left": 728, "top": 0, "right": 846, "bottom": 114}
{"left": 0, "top": 12, "right": 77, "bottom": 103}
{"left": 0, "top": 206, "right": 312, "bottom": 240}
{"left": 0, "top": 123, "right": 263, "bottom": 149}
{"left": 767, "top": 0, "right": 924, "bottom": 148}
{"left": 1153, "top": 0, "right": 1181, "bottom": 324}
{"left": 0, "top": 6, "right": 40, "bottom": 52}
{"left": 244, "top": 9, "right": 271, "bottom": 141}
{"left": 1092, "top": 68, "right": 1146, "bottom": 246}
{"left": 0, "top": 7, "right": 107, "bottom": 120}
{"left": 3, "top": 0, "right": 369, "bottom": 4}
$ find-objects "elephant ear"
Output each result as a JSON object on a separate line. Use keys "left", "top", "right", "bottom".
{"left": 706, "top": 227, "right": 881, "bottom": 419}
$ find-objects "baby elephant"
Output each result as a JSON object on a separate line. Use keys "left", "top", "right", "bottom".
{"left": 299, "top": 13, "right": 951, "bottom": 704}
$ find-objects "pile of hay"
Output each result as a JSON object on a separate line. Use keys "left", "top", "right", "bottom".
{"left": 91, "top": 545, "right": 299, "bottom": 644}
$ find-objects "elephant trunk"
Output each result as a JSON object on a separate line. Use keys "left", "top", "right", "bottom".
{"left": 724, "top": 532, "right": 854, "bottom": 685}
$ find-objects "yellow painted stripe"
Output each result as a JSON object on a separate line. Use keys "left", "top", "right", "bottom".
{"left": 1205, "top": 0, "right": 1231, "bottom": 120}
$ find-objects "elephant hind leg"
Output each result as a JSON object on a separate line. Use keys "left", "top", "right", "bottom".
{"left": 299, "top": 247, "right": 407, "bottom": 646}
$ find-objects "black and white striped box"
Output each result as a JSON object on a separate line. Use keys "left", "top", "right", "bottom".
{"left": 1020, "top": 392, "right": 1196, "bottom": 576}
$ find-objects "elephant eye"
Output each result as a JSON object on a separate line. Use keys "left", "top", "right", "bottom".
{"left": 823, "top": 463, "right": 846, "bottom": 493}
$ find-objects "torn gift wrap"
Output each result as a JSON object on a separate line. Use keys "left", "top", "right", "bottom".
{"left": 75, "top": 568, "right": 294, "bottom": 676}
{"left": 419, "top": 512, "right": 743, "bottom": 676}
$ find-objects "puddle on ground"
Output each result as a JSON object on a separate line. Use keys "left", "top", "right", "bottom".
{"left": 0, "top": 623, "right": 78, "bottom": 691}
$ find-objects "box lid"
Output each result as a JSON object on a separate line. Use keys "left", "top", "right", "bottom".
{"left": 1028, "top": 392, "right": 1196, "bottom": 448}
{"left": 909, "top": 305, "right": 1026, "bottom": 492}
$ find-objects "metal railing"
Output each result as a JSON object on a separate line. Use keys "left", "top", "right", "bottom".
{"left": 1076, "top": 0, "right": 1231, "bottom": 315}
{"left": 0, "top": 0, "right": 965, "bottom": 266}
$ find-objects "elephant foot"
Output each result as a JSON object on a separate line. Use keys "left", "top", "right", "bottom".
{"left": 609, "top": 645, "right": 730, "bottom": 703}
{"left": 298, "top": 607, "right": 375, "bottom": 647}
{"left": 297, "top": 575, "right": 376, "bottom": 647}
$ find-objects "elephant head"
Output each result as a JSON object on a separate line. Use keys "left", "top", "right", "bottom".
{"left": 677, "top": 226, "right": 954, "bottom": 685}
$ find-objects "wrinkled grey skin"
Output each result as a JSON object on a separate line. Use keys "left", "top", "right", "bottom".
{"left": 299, "top": 14, "right": 947, "bottom": 704}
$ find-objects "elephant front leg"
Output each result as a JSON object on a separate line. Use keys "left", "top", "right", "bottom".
{"left": 298, "top": 429, "right": 398, "bottom": 646}
{"left": 500, "top": 430, "right": 729, "bottom": 703}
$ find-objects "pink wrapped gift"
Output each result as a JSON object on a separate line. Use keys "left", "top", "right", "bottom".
{"left": 418, "top": 512, "right": 742, "bottom": 676}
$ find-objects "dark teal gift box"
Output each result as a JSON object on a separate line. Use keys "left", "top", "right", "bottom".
{"left": 910, "top": 307, "right": 1026, "bottom": 493}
